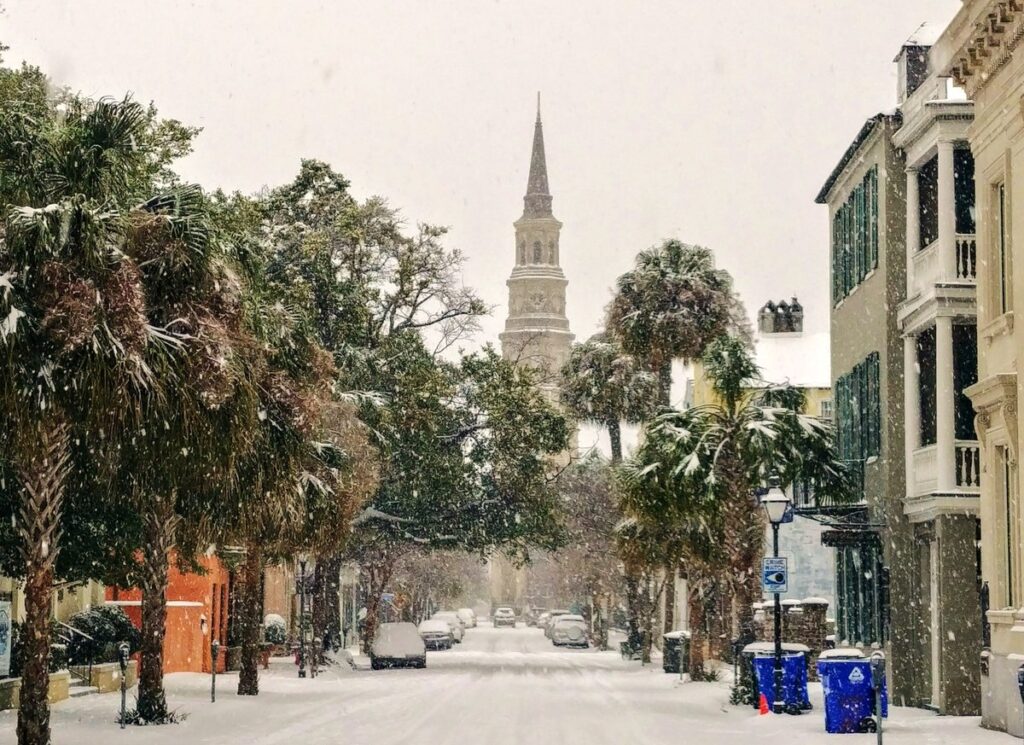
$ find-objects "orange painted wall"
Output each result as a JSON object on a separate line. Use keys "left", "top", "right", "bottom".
{"left": 105, "top": 554, "right": 231, "bottom": 674}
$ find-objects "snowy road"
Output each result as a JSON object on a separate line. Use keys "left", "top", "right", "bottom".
{"left": 0, "top": 623, "right": 1014, "bottom": 744}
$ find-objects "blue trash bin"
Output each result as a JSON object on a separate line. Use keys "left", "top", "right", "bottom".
{"left": 752, "top": 652, "right": 811, "bottom": 713}
{"left": 816, "top": 655, "right": 888, "bottom": 733}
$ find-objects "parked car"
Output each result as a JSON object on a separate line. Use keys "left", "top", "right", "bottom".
{"left": 524, "top": 607, "right": 547, "bottom": 627}
{"left": 550, "top": 614, "right": 589, "bottom": 648}
{"left": 493, "top": 606, "right": 516, "bottom": 628}
{"left": 457, "top": 608, "right": 477, "bottom": 628}
{"left": 418, "top": 619, "right": 454, "bottom": 650}
{"left": 544, "top": 609, "right": 571, "bottom": 638}
{"left": 431, "top": 611, "right": 465, "bottom": 642}
{"left": 536, "top": 611, "right": 552, "bottom": 630}
{"left": 371, "top": 622, "right": 426, "bottom": 669}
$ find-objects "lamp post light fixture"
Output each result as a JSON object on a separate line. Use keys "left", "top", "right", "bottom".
{"left": 297, "top": 551, "right": 310, "bottom": 679}
{"left": 761, "top": 484, "right": 791, "bottom": 715}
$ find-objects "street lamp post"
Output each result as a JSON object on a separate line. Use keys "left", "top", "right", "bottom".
{"left": 761, "top": 485, "right": 791, "bottom": 716}
{"left": 298, "top": 552, "right": 310, "bottom": 679}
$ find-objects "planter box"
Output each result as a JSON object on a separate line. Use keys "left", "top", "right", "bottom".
{"left": 0, "top": 671, "right": 71, "bottom": 711}
{"left": 68, "top": 660, "right": 137, "bottom": 693}
{"left": 225, "top": 646, "right": 242, "bottom": 672}
{"left": 0, "top": 678, "right": 19, "bottom": 711}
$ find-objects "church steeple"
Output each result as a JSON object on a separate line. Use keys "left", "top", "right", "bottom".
{"left": 523, "top": 93, "right": 553, "bottom": 218}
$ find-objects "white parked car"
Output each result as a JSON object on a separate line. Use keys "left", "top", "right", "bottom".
{"left": 371, "top": 622, "right": 426, "bottom": 669}
{"left": 544, "top": 609, "right": 571, "bottom": 638}
{"left": 431, "top": 611, "right": 465, "bottom": 642}
{"left": 457, "top": 607, "right": 477, "bottom": 628}
{"left": 551, "top": 614, "right": 589, "bottom": 648}
{"left": 418, "top": 619, "right": 454, "bottom": 650}
{"left": 493, "top": 606, "right": 516, "bottom": 628}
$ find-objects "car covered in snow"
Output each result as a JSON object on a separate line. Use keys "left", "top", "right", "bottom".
{"left": 550, "top": 614, "right": 589, "bottom": 648}
{"left": 536, "top": 611, "right": 552, "bottom": 630}
{"left": 493, "top": 606, "right": 516, "bottom": 628}
{"left": 543, "top": 609, "right": 571, "bottom": 638}
{"left": 418, "top": 619, "right": 454, "bottom": 650}
{"left": 431, "top": 611, "right": 465, "bottom": 642}
{"left": 371, "top": 622, "right": 426, "bottom": 669}
{"left": 457, "top": 607, "right": 477, "bottom": 628}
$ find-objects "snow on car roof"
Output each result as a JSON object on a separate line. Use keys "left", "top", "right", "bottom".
{"left": 418, "top": 620, "right": 451, "bottom": 632}
{"left": 555, "top": 614, "right": 585, "bottom": 622}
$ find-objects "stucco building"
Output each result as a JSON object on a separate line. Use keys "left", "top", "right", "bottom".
{"left": 941, "top": 0, "right": 1024, "bottom": 733}
{"left": 893, "top": 29, "right": 982, "bottom": 715}
{"left": 815, "top": 110, "right": 915, "bottom": 703}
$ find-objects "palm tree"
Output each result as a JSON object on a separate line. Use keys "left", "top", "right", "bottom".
{"left": 0, "top": 96, "right": 157, "bottom": 745}
{"left": 622, "top": 335, "right": 850, "bottom": 654}
{"left": 607, "top": 240, "right": 745, "bottom": 407}
{"left": 560, "top": 333, "right": 659, "bottom": 462}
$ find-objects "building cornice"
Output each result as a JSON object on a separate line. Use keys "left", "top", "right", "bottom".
{"left": 947, "top": 0, "right": 1024, "bottom": 98}
{"left": 815, "top": 113, "right": 899, "bottom": 205}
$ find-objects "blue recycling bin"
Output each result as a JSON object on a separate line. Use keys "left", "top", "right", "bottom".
{"left": 752, "top": 652, "right": 811, "bottom": 712}
{"left": 816, "top": 656, "right": 888, "bottom": 734}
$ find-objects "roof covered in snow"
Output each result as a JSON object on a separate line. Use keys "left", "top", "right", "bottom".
{"left": 751, "top": 330, "right": 830, "bottom": 390}
{"left": 904, "top": 21, "right": 943, "bottom": 48}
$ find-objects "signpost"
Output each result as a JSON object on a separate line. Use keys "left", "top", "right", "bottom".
{"left": 762, "top": 557, "right": 789, "bottom": 595}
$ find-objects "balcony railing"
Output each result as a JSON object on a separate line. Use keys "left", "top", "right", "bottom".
{"left": 955, "top": 440, "right": 981, "bottom": 488}
{"left": 911, "top": 440, "right": 981, "bottom": 496}
{"left": 912, "top": 234, "right": 977, "bottom": 295}
{"left": 955, "top": 234, "right": 977, "bottom": 282}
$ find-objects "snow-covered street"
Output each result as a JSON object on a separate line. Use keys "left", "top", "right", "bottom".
{"left": 0, "top": 623, "right": 1014, "bottom": 745}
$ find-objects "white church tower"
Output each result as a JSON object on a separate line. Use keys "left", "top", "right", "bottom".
{"left": 490, "top": 98, "right": 575, "bottom": 614}
{"left": 499, "top": 96, "right": 574, "bottom": 391}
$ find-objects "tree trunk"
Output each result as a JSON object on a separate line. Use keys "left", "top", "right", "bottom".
{"left": 688, "top": 586, "right": 707, "bottom": 679}
{"left": 15, "top": 422, "right": 70, "bottom": 745}
{"left": 658, "top": 361, "right": 672, "bottom": 408}
{"left": 607, "top": 420, "right": 623, "bottom": 464}
{"left": 623, "top": 568, "right": 642, "bottom": 653}
{"left": 137, "top": 500, "right": 178, "bottom": 723}
{"left": 311, "top": 560, "right": 326, "bottom": 656}
{"left": 360, "top": 558, "right": 395, "bottom": 653}
{"left": 664, "top": 564, "right": 675, "bottom": 633}
{"left": 237, "top": 542, "right": 264, "bottom": 696}
{"left": 322, "top": 555, "right": 342, "bottom": 652}
{"left": 591, "top": 591, "right": 609, "bottom": 650}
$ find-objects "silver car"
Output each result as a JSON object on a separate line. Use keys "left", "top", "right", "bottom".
{"left": 550, "top": 614, "right": 589, "bottom": 648}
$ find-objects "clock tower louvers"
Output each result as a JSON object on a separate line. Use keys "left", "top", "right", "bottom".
{"left": 499, "top": 100, "right": 574, "bottom": 393}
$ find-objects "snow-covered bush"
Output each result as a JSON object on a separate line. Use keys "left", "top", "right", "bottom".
{"left": 64, "top": 606, "right": 141, "bottom": 664}
{"left": 264, "top": 614, "right": 287, "bottom": 645}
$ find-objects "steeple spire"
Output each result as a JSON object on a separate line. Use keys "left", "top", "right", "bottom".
{"left": 524, "top": 93, "right": 553, "bottom": 218}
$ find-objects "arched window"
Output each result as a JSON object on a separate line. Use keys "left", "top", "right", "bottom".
{"left": 518, "top": 241, "right": 526, "bottom": 264}
{"left": 532, "top": 241, "right": 542, "bottom": 263}
{"left": 548, "top": 241, "right": 556, "bottom": 264}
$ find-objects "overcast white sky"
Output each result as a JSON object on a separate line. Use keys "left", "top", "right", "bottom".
{"left": 1, "top": 0, "right": 960, "bottom": 351}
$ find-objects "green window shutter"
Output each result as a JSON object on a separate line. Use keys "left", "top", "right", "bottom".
{"left": 870, "top": 167, "right": 879, "bottom": 270}
{"left": 870, "top": 353, "right": 881, "bottom": 456}
{"left": 832, "top": 213, "right": 841, "bottom": 304}
{"left": 855, "top": 185, "right": 864, "bottom": 283}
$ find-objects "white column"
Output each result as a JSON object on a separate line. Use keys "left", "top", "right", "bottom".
{"left": 906, "top": 168, "right": 920, "bottom": 293}
{"left": 904, "top": 335, "right": 921, "bottom": 498}
{"left": 935, "top": 316, "right": 955, "bottom": 491}
{"left": 937, "top": 140, "right": 957, "bottom": 281}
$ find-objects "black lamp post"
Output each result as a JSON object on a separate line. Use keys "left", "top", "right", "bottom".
{"left": 761, "top": 485, "right": 791, "bottom": 715}
{"left": 298, "top": 552, "right": 310, "bottom": 679}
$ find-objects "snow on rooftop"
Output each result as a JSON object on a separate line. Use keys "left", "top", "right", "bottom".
{"left": 752, "top": 330, "right": 830, "bottom": 390}
{"left": 905, "top": 21, "right": 942, "bottom": 48}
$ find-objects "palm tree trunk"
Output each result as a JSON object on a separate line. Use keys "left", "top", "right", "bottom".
{"left": 137, "top": 500, "right": 178, "bottom": 723}
{"left": 607, "top": 419, "right": 623, "bottom": 464}
{"left": 322, "top": 556, "right": 342, "bottom": 652}
{"left": 237, "top": 542, "right": 264, "bottom": 696}
{"left": 311, "top": 560, "right": 326, "bottom": 657}
{"left": 664, "top": 564, "right": 675, "bottom": 632}
{"left": 360, "top": 558, "right": 395, "bottom": 653}
{"left": 688, "top": 586, "right": 707, "bottom": 679}
{"left": 15, "top": 422, "right": 70, "bottom": 745}
{"left": 658, "top": 361, "right": 672, "bottom": 408}
{"left": 623, "top": 567, "right": 642, "bottom": 653}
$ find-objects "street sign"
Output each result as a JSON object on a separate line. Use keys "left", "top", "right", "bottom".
{"left": 762, "top": 557, "right": 788, "bottom": 594}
